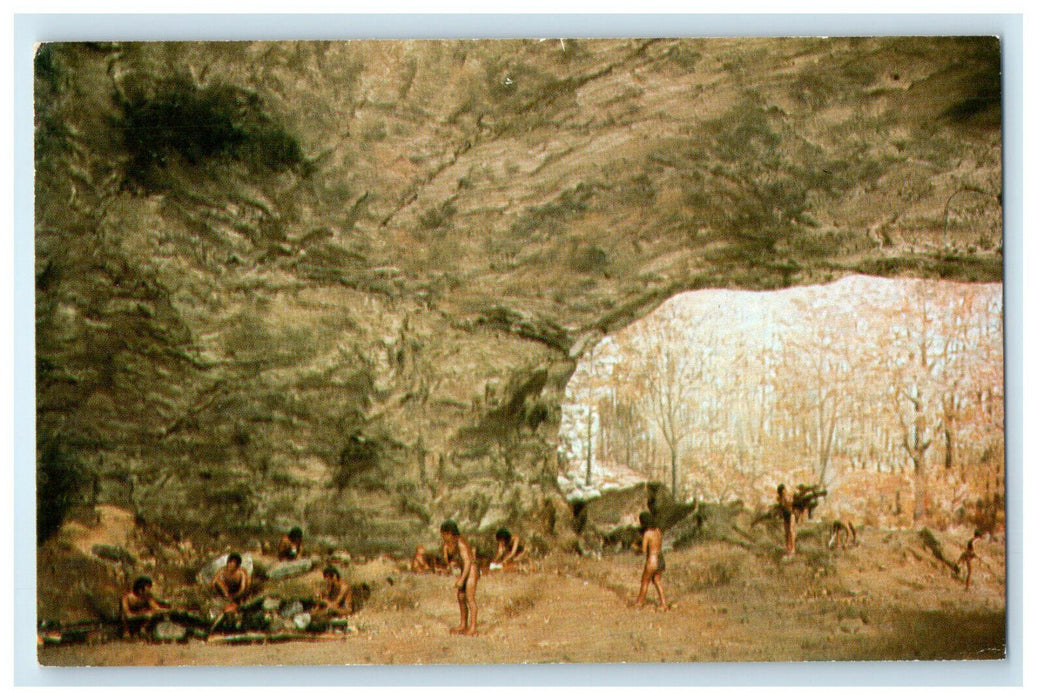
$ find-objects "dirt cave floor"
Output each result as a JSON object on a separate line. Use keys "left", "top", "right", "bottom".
{"left": 38, "top": 525, "right": 1006, "bottom": 666}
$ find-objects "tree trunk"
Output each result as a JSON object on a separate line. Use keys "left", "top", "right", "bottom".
{"left": 584, "top": 408, "right": 593, "bottom": 486}
{"left": 670, "top": 449, "right": 678, "bottom": 498}
{"left": 913, "top": 454, "right": 928, "bottom": 523}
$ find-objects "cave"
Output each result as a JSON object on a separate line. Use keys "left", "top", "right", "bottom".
{"left": 34, "top": 38, "right": 1003, "bottom": 554}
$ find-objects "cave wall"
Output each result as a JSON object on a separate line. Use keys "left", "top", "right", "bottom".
{"left": 34, "top": 38, "right": 1002, "bottom": 549}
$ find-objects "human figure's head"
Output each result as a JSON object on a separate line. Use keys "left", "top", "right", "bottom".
{"left": 777, "top": 484, "right": 786, "bottom": 496}
{"left": 495, "top": 528, "right": 511, "bottom": 544}
{"left": 226, "top": 552, "right": 242, "bottom": 571}
{"left": 440, "top": 519, "right": 460, "bottom": 545}
{"left": 638, "top": 511, "right": 654, "bottom": 531}
{"left": 288, "top": 527, "right": 303, "bottom": 545}
{"left": 132, "top": 575, "right": 153, "bottom": 595}
{"left": 322, "top": 565, "right": 341, "bottom": 581}
{"left": 415, "top": 545, "right": 427, "bottom": 556}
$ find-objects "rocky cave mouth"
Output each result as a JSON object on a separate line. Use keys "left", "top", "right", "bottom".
{"left": 34, "top": 38, "right": 1002, "bottom": 555}
{"left": 560, "top": 275, "right": 1004, "bottom": 530}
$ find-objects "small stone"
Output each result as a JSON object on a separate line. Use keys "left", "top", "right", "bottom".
{"left": 152, "top": 621, "right": 187, "bottom": 641}
{"left": 280, "top": 600, "right": 304, "bottom": 618}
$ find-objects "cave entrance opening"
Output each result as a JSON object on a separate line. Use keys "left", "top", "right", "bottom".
{"left": 559, "top": 275, "right": 1003, "bottom": 530}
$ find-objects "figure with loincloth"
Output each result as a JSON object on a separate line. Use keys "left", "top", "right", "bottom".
{"left": 630, "top": 511, "right": 668, "bottom": 611}
{"left": 120, "top": 575, "right": 171, "bottom": 638}
{"left": 211, "top": 552, "right": 252, "bottom": 613}
{"left": 955, "top": 529, "right": 985, "bottom": 590}
{"left": 777, "top": 484, "right": 797, "bottom": 556}
{"left": 440, "top": 519, "right": 479, "bottom": 635}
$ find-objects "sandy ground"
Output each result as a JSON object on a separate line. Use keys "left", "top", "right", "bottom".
{"left": 37, "top": 526, "right": 1006, "bottom": 667}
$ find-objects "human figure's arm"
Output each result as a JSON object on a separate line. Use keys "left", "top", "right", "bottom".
{"left": 120, "top": 593, "right": 136, "bottom": 619}
{"left": 235, "top": 571, "right": 252, "bottom": 600}
{"left": 148, "top": 593, "right": 170, "bottom": 612}
{"left": 212, "top": 571, "right": 231, "bottom": 599}
{"left": 333, "top": 582, "right": 352, "bottom": 612}
{"left": 505, "top": 536, "right": 521, "bottom": 563}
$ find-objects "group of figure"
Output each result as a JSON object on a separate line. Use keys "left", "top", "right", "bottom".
{"left": 119, "top": 527, "right": 351, "bottom": 638}
{"left": 409, "top": 520, "right": 524, "bottom": 635}
{"left": 119, "top": 501, "right": 985, "bottom": 640}
{"left": 412, "top": 514, "right": 670, "bottom": 636}
{"left": 775, "top": 483, "right": 986, "bottom": 589}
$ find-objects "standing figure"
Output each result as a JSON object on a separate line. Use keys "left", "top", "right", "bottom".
{"left": 777, "top": 484, "right": 796, "bottom": 556}
{"left": 120, "top": 575, "right": 170, "bottom": 638}
{"left": 630, "top": 511, "right": 668, "bottom": 611}
{"left": 440, "top": 519, "right": 479, "bottom": 635}
{"left": 955, "top": 529, "right": 985, "bottom": 590}
{"left": 277, "top": 527, "right": 304, "bottom": 561}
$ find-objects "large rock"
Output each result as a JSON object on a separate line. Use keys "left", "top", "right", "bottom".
{"left": 266, "top": 558, "right": 314, "bottom": 580}
{"left": 572, "top": 484, "right": 649, "bottom": 540}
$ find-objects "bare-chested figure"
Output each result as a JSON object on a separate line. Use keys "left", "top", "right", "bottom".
{"left": 211, "top": 552, "right": 252, "bottom": 613}
{"left": 277, "top": 527, "right": 303, "bottom": 561}
{"left": 120, "top": 575, "right": 170, "bottom": 638}
{"left": 411, "top": 544, "right": 450, "bottom": 574}
{"left": 777, "top": 484, "right": 796, "bottom": 556}
{"left": 492, "top": 528, "right": 528, "bottom": 571}
{"left": 630, "top": 511, "right": 667, "bottom": 611}
{"left": 440, "top": 519, "right": 479, "bottom": 635}
{"left": 828, "top": 520, "right": 858, "bottom": 550}
{"left": 955, "top": 529, "right": 984, "bottom": 590}
{"left": 313, "top": 565, "right": 352, "bottom": 617}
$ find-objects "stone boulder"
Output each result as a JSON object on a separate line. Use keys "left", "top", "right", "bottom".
{"left": 90, "top": 543, "right": 135, "bottom": 564}
{"left": 571, "top": 483, "right": 649, "bottom": 542}
{"left": 266, "top": 557, "right": 314, "bottom": 580}
{"left": 666, "top": 501, "right": 749, "bottom": 550}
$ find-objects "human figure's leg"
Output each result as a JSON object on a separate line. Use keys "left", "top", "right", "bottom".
{"left": 652, "top": 572, "right": 667, "bottom": 610}
{"left": 633, "top": 566, "right": 653, "bottom": 606}
{"left": 464, "top": 573, "right": 479, "bottom": 634}
{"left": 451, "top": 587, "right": 468, "bottom": 633}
